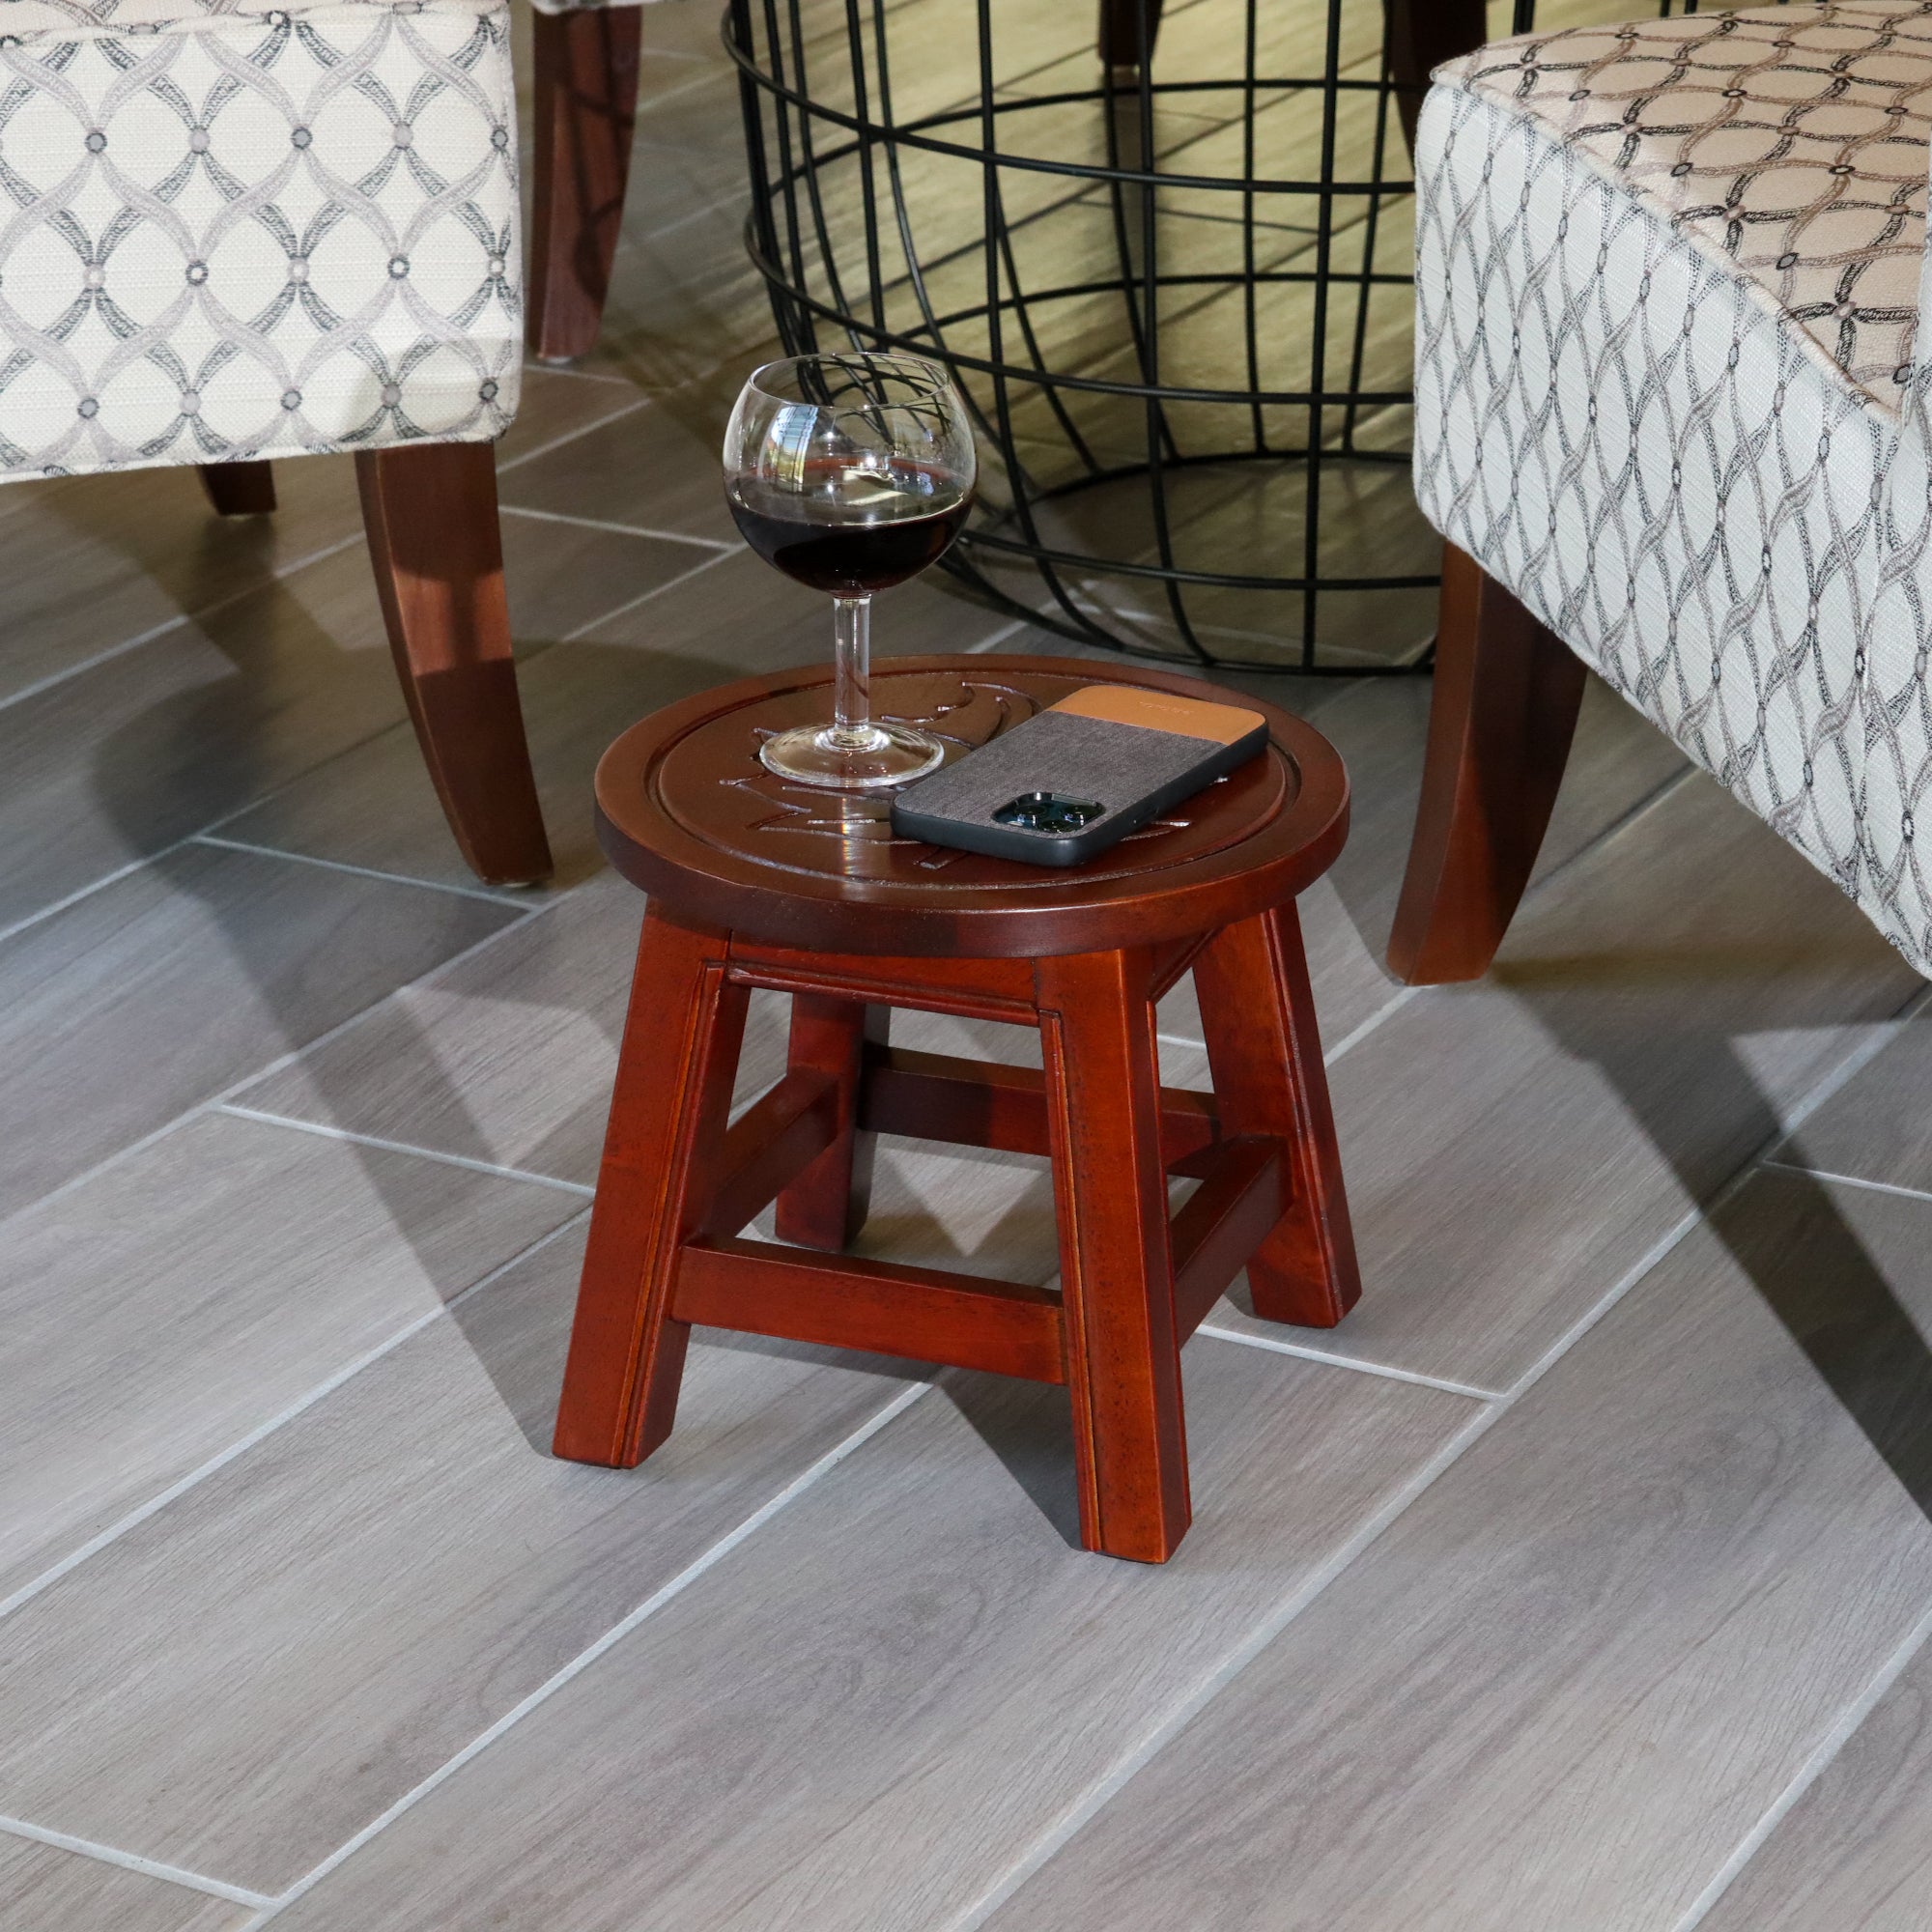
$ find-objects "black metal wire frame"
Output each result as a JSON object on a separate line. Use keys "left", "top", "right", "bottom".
{"left": 726, "top": 0, "right": 1730, "bottom": 674}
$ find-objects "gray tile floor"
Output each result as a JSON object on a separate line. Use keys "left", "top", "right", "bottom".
{"left": 6, "top": 2, "right": 1932, "bottom": 1927}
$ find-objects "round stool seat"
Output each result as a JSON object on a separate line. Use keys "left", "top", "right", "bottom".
{"left": 592, "top": 655, "right": 1350, "bottom": 957}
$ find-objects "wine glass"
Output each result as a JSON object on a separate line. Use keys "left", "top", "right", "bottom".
{"left": 724, "top": 352, "right": 977, "bottom": 788}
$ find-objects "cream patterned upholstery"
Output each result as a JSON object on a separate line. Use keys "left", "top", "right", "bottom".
{"left": 1414, "top": 0, "right": 1932, "bottom": 977}
{"left": 0, "top": 0, "right": 521, "bottom": 480}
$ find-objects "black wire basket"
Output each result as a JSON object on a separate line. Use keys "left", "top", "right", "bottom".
{"left": 725, "top": 0, "right": 1713, "bottom": 674}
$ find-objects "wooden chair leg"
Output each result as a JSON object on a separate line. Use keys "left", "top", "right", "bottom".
{"left": 773, "top": 996, "right": 888, "bottom": 1252}
{"left": 1098, "top": 0, "right": 1163, "bottom": 70}
{"left": 1381, "top": 0, "right": 1490, "bottom": 154}
{"left": 1037, "top": 947, "right": 1190, "bottom": 1563}
{"left": 554, "top": 910, "right": 750, "bottom": 1466}
{"left": 198, "top": 460, "right": 276, "bottom": 517}
{"left": 1194, "top": 901, "right": 1360, "bottom": 1328}
{"left": 1386, "top": 543, "right": 1586, "bottom": 986}
{"left": 355, "top": 441, "right": 554, "bottom": 888}
{"left": 529, "top": 6, "right": 642, "bottom": 363}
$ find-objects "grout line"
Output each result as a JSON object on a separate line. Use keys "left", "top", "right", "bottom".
{"left": 497, "top": 396, "right": 649, "bottom": 475}
{"left": 0, "top": 528, "right": 367, "bottom": 725}
{"left": 196, "top": 898, "right": 559, "bottom": 1110}
{"left": 1763, "top": 980, "right": 1932, "bottom": 1157}
{"left": 191, "top": 835, "right": 539, "bottom": 908}
{"left": 0, "top": 847, "right": 168, "bottom": 949}
{"left": 1518, "top": 765, "right": 1697, "bottom": 904}
{"left": 964, "top": 618, "right": 1030, "bottom": 654}
{"left": 0, "top": 1813, "right": 273, "bottom": 1911}
{"left": 1669, "top": 1598, "right": 1932, "bottom": 1932}
{"left": 0, "top": 612, "right": 194, "bottom": 713}
{"left": 557, "top": 541, "right": 742, "bottom": 642}
{"left": 524, "top": 359, "right": 642, "bottom": 390}
{"left": 1761, "top": 1159, "right": 1932, "bottom": 1208}
{"left": 0, "top": 898, "right": 556, "bottom": 1231}
{"left": 943, "top": 1395, "right": 1508, "bottom": 1932}
{"left": 0, "top": 1209, "right": 588, "bottom": 1631}
{"left": 1497, "top": 1204, "right": 1706, "bottom": 1404}
{"left": 1319, "top": 983, "right": 1422, "bottom": 1066}
{"left": 1160, "top": 981, "right": 1418, "bottom": 1075}
{"left": 499, "top": 503, "right": 738, "bottom": 553}
{"left": 950, "top": 940, "right": 1921, "bottom": 1921}
{"left": 951, "top": 1191, "right": 1719, "bottom": 1930}
{"left": 1193, "top": 1324, "right": 1499, "bottom": 1403}
{"left": 244, "top": 1378, "right": 935, "bottom": 1925}
{"left": 632, "top": 58, "right": 731, "bottom": 114}
{"left": 217, "top": 1105, "right": 596, "bottom": 1200}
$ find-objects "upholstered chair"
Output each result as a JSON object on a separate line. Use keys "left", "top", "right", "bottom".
{"left": 1393, "top": 0, "right": 1932, "bottom": 984}
{"left": 6, "top": 0, "right": 549, "bottom": 885}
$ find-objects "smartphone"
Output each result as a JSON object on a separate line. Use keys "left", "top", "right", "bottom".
{"left": 889, "top": 683, "right": 1269, "bottom": 867}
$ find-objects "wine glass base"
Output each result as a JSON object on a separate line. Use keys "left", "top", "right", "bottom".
{"left": 758, "top": 722, "right": 945, "bottom": 790}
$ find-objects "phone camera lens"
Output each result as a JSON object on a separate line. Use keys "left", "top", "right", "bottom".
{"left": 992, "top": 791, "right": 1105, "bottom": 834}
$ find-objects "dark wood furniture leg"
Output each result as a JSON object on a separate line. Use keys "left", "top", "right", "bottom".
{"left": 355, "top": 441, "right": 554, "bottom": 887}
{"left": 529, "top": 5, "right": 643, "bottom": 363}
{"left": 198, "top": 461, "right": 276, "bottom": 517}
{"left": 554, "top": 910, "right": 750, "bottom": 1466}
{"left": 1382, "top": 0, "right": 1491, "bottom": 152}
{"left": 774, "top": 996, "right": 888, "bottom": 1252}
{"left": 1037, "top": 947, "right": 1190, "bottom": 1563}
{"left": 1387, "top": 542, "right": 1587, "bottom": 985}
{"left": 1194, "top": 902, "right": 1360, "bottom": 1327}
{"left": 1098, "top": 0, "right": 1164, "bottom": 69}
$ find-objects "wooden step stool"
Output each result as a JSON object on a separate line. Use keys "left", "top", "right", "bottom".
{"left": 553, "top": 657, "right": 1360, "bottom": 1563}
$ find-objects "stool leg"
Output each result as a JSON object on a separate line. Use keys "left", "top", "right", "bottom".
{"left": 554, "top": 910, "right": 749, "bottom": 1467}
{"left": 774, "top": 996, "right": 888, "bottom": 1252}
{"left": 1037, "top": 948, "right": 1190, "bottom": 1563}
{"left": 1194, "top": 902, "right": 1361, "bottom": 1328}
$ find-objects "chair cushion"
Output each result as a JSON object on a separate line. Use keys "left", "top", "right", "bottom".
{"left": 1438, "top": 0, "right": 1932, "bottom": 410}
{"left": 1413, "top": 0, "right": 1932, "bottom": 977}
{"left": 0, "top": 0, "right": 520, "bottom": 477}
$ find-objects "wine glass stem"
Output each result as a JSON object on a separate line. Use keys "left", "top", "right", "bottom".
{"left": 825, "top": 594, "right": 876, "bottom": 750}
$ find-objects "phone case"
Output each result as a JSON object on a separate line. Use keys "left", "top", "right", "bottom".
{"left": 889, "top": 683, "right": 1269, "bottom": 867}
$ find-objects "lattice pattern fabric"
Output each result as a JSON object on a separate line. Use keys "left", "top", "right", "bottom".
{"left": 0, "top": 0, "right": 521, "bottom": 481}
{"left": 1414, "top": 0, "right": 1932, "bottom": 977}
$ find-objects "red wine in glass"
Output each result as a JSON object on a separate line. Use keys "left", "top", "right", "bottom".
{"left": 727, "top": 460, "right": 971, "bottom": 596}
{"left": 724, "top": 352, "right": 979, "bottom": 789}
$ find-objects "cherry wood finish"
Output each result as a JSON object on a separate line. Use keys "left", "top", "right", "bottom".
{"left": 860, "top": 1045, "right": 1221, "bottom": 1166}
{"left": 773, "top": 996, "right": 888, "bottom": 1250}
{"left": 1098, "top": 0, "right": 1165, "bottom": 70}
{"left": 1195, "top": 901, "right": 1360, "bottom": 1326}
{"left": 555, "top": 657, "right": 1359, "bottom": 1562}
{"left": 355, "top": 442, "right": 554, "bottom": 887}
{"left": 1382, "top": 0, "right": 1490, "bottom": 152}
{"left": 197, "top": 460, "right": 276, "bottom": 517}
{"left": 554, "top": 909, "right": 749, "bottom": 1466}
{"left": 1388, "top": 544, "right": 1587, "bottom": 985}
{"left": 528, "top": 6, "right": 642, "bottom": 363}
{"left": 1037, "top": 945, "right": 1192, "bottom": 1561}
{"left": 592, "top": 657, "right": 1349, "bottom": 958}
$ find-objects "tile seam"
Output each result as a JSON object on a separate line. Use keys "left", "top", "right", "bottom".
{"left": 0, "top": 1812, "right": 272, "bottom": 1911}
{"left": 241, "top": 1379, "right": 937, "bottom": 1925}
{"left": 0, "top": 1209, "right": 589, "bottom": 1629}
{"left": 215, "top": 1105, "right": 596, "bottom": 1199}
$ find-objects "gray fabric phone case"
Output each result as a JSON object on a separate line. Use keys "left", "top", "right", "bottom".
{"left": 890, "top": 704, "right": 1268, "bottom": 867}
